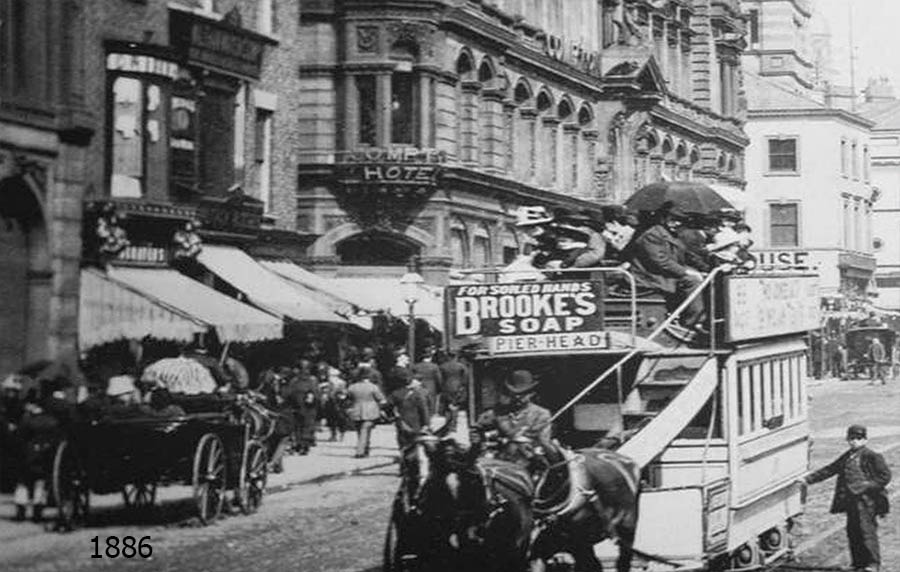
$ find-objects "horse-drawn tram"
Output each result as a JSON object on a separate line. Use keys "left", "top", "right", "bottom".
{"left": 385, "top": 267, "right": 821, "bottom": 572}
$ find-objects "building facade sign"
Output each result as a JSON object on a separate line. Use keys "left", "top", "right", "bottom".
{"left": 169, "top": 11, "right": 270, "bottom": 79}
{"left": 337, "top": 148, "right": 447, "bottom": 186}
{"left": 725, "top": 274, "right": 821, "bottom": 342}
{"left": 445, "top": 280, "right": 606, "bottom": 354}
{"left": 751, "top": 249, "right": 820, "bottom": 270}
{"left": 106, "top": 53, "right": 183, "bottom": 79}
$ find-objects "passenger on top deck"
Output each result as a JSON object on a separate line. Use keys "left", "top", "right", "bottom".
{"left": 627, "top": 204, "right": 706, "bottom": 329}
{"left": 676, "top": 214, "right": 716, "bottom": 273}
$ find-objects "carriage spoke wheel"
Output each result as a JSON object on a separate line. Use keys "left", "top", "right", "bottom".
{"left": 238, "top": 440, "right": 268, "bottom": 515}
{"left": 122, "top": 482, "right": 157, "bottom": 514}
{"left": 52, "top": 440, "right": 90, "bottom": 531}
{"left": 193, "top": 434, "right": 226, "bottom": 525}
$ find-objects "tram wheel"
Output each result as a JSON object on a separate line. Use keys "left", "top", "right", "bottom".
{"left": 237, "top": 439, "right": 268, "bottom": 515}
{"left": 730, "top": 541, "right": 761, "bottom": 570}
{"left": 52, "top": 440, "right": 90, "bottom": 531}
{"left": 192, "top": 433, "right": 226, "bottom": 525}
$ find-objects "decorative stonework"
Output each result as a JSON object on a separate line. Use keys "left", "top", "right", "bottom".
{"left": 356, "top": 25, "right": 379, "bottom": 53}
{"left": 385, "top": 21, "right": 436, "bottom": 58}
{"left": 413, "top": 216, "right": 435, "bottom": 235}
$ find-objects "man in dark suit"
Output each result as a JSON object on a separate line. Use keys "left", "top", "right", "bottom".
{"left": 411, "top": 346, "right": 443, "bottom": 413}
{"left": 805, "top": 424, "right": 891, "bottom": 572}
{"left": 388, "top": 375, "right": 430, "bottom": 450}
{"left": 439, "top": 351, "right": 468, "bottom": 431}
{"left": 628, "top": 207, "right": 705, "bottom": 327}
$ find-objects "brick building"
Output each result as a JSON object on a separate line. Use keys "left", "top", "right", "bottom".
{"left": 0, "top": 0, "right": 317, "bottom": 374}
{"left": 296, "top": 0, "right": 749, "bottom": 282}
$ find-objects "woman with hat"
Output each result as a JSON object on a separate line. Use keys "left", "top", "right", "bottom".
{"left": 805, "top": 424, "right": 891, "bottom": 572}
{"left": 471, "top": 370, "right": 556, "bottom": 470}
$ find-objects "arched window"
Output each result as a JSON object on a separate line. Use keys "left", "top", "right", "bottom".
{"left": 449, "top": 217, "right": 469, "bottom": 267}
{"left": 536, "top": 89, "right": 555, "bottom": 188}
{"left": 513, "top": 79, "right": 535, "bottom": 181}
{"left": 457, "top": 52, "right": 478, "bottom": 163}
{"left": 336, "top": 231, "right": 421, "bottom": 266}
{"left": 500, "top": 226, "right": 520, "bottom": 264}
{"left": 558, "top": 98, "right": 576, "bottom": 192}
{"left": 478, "top": 59, "right": 501, "bottom": 170}
{"left": 472, "top": 224, "right": 492, "bottom": 267}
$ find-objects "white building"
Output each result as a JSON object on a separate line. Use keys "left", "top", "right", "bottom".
{"left": 860, "top": 79, "right": 900, "bottom": 312}
{"left": 741, "top": 0, "right": 877, "bottom": 302}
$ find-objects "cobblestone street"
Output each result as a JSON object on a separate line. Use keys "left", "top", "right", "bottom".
{"left": 3, "top": 381, "right": 900, "bottom": 572}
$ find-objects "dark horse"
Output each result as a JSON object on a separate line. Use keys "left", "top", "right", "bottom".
{"left": 384, "top": 435, "right": 534, "bottom": 572}
{"left": 530, "top": 447, "right": 640, "bottom": 572}
{"left": 385, "top": 436, "right": 640, "bottom": 572}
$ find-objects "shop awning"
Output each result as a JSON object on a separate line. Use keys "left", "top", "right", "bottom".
{"left": 79, "top": 269, "right": 206, "bottom": 350}
{"left": 260, "top": 259, "right": 373, "bottom": 329}
{"left": 108, "top": 267, "right": 283, "bottom": 343}
{"left": 332, "top": 277, "right": 445, "bottom": 332}
{"left": 196, "top": 245, "right": 352, "bottom": 325}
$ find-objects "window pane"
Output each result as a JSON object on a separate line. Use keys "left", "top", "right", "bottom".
{"left": 770, "top": 204, "right": 798, "bottom": 247}
{"left": 391, "top": 72, "right": 414, "bottom": 144}
{"left": 198, "top": 88, "right": 235, "bottom": 193}
{"left": 450, "top": 229, "right": 467, "bottom": 266}
{"left": 473, "top": 236, "right": 490, "bottom": 267}
{"left": 170, "top": 95, "right": 197, "bottom": 191}
{"left": 111, "top": 76, "right": 144, "bottom": 198}
{"left": 357, "top": 76, "right": 376, "bottom": 146}
{"left": 768, "top": 138, "right": 797, "bottom": 172}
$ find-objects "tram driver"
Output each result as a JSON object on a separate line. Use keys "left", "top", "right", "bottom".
{"left": 470, "top": 370, "right": 559, "bottom": 472}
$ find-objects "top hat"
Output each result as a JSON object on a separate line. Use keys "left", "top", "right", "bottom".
{"left": 515, "top": 206, "right": 554, "bottom": 227}
{"left": 847, "top": 424, "right": 867, "bottom": 439}
{"left": 504, "top": 370, "right": 539, "bottom": 394}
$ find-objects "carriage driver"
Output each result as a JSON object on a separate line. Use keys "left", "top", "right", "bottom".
{"left": 470, "top": 370, "right": 559, "bottom": 471}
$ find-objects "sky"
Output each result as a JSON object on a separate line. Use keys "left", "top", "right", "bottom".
{"left": 815, "top": 0, "right": 900, "bottom": 92}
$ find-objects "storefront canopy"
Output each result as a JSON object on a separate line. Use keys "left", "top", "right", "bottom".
{"left": 196, "top": 245, "right": 353, "bottom": 326}
{"left": 260, "top": 259, "right": 373, "bottom": 330}
{"left": 108, "top": 267, "right": 283, "bottom": 343}
{"left": 79, "top": 269, "right": 206, "bottom": 350}
{"left": 332, "top": 277, "right": 445, "bottom": 332}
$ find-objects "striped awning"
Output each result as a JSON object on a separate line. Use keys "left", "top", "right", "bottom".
{"left": 79, "top": 269, "right": 206, "bottom": 350}
{"left": 108, "top": 267, "right": 284, "bottom": 343}
{"left": 197, "top": 245, "right": 353, "bottom": 326}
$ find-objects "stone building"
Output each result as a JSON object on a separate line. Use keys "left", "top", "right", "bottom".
{"left": 296, "top": 0, "right": 749, "bottom": 281}
{"left": 0, "top": 0, "right": 94, "bottom": 375}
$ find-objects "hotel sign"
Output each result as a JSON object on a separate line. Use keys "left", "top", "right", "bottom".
{"left": 337, "top": 148, "right": 446, "bottom": 186}
{"left": 445, "top": 280, "right": 607, "bottom": 355}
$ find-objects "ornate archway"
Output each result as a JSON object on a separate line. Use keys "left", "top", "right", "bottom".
{"left": 0, "top": 172, "right": 51, "bottom": 374}
{"left": 336, "top": 230, "right": 422, "bottom": 266}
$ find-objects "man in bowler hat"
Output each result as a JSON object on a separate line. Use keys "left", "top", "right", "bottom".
{"left": 805, "top": 424, "right": 891, "bottom": 572}
{"left": 471, "top": 370, "right": 556, "bottom": 470}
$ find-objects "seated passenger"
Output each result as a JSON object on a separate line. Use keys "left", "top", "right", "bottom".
{"left": 542, "top": 224, "right": 604, "bottom": 271}
{"left": 628, "top": 205, "right": 706, "bottom": 328}
{"left": 676, "top": 214, "right": 716, "bottom": 273}
{"left": 104, "top": 375, "right": 143, "bottom": 419}
{"left": 707, "top": 227, "right": 756, "bottom": 273}
{"left": 140, "top": 388, "right": 186, "bottom": 418}
{"left": 600, "top": 205, "right": 639, "bottom": 261}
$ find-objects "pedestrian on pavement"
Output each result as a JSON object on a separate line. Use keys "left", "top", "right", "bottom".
{"left": 868, "top": 337, "right": 887, "bottom": 386}
{"left": 411, "top": 345, "right": 443, "bottom": 414}
{"left": 352, "top": 347, "right": 384, "bottom": 390}
{"left": 804, "top": 424, "right": 891, "bottom": 572}
{"left": 386, "top": 349, "right": 412, "bottom": 393}
{"left": 891, "top": 339, "right": 900, "bottom": 381}
{"left": 347, "top": 370, "right": 386, "bottom": 458}
{"left": 285, "top": 360, "right": 319, "bottom": 455}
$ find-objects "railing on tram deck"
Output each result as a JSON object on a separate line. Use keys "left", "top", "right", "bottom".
{"left": 452, "top": 264, "right": 640, "bottom": 347}
{"left": 548, "top": 265, "right": 730, "bottom": 423}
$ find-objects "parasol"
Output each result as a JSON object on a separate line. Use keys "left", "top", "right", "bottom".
{"left": 141, "top": 356, "right": 218, "bottom": 395}
{"left": 624, "top": 181, "right": 735, "bottom": 215}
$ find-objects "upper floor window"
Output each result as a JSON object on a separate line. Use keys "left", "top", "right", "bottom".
{"left": 391, "top": 72, "right": 415, "bottom": 145}
{"left": 852, "top": 141, "right": 859, "bottom": 180}
{"left": 840, "top": 139, "right": 848, "bottom": 177}
{"left": 110, "top": 76, "right": 168, "bottom": 198}
{"left": 863, "top": 146, "right": 870, "bottom": 182}
{"left": 748, "top": 9, "right": 760, "bottom": 48}
{"left": 770, "top": 203, "right": 799, "bottom": 247}
{"left": 257, "top": 0, "right": 274, "bottom": 35}
{"left": 254, "top": 108, "right": 273, "bottom": 213}
{"left": 767, "top": 137, "right": 798, "bottom": 173}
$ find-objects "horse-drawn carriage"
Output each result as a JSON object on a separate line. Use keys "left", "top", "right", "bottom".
{"left": 386, "top": 267, "right": 819, "bottom": 571}
{"left": 52, "top": 377, "right": 271, "bottom": 530}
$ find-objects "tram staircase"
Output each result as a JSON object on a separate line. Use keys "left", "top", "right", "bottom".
{"left": 617, "top": 352, "right": 719, "bottom": 468}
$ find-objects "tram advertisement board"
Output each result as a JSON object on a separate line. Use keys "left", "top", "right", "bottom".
{"left": 725, "top": 274, "right": 820, "bottom": 342}
{"left": 445, "top": 280, "right": 606, "bottom": 354}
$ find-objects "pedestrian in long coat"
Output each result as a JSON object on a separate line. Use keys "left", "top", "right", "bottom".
{"left": 805, "top": 424, "right": 891, "bottom": 572}
{"left": 411, "top": 347, "right": 443, "bottom": 413}
{"left": 284, "top": 361, "right": 319, "bottom": 455}
{"left": 346, "top": 372, "right": 386, "bottom": 458}
{"left": 869, "top": 338, "right": 887, "bottom": 385}
{"left": 389, "top": 378, "right": 430, "bottom": 450}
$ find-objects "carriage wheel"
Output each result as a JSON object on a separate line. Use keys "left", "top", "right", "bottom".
{"left": 192, "top": 434, "right": 226, "bottom": 525}
{"left": 122, "top": 482, "right": 157, "bottom": 513}
{"left": 237, "top": 440, "right": 268, "bottom": 515}
{"left": 52, "top": 440, "right": 90, "bottom": 531}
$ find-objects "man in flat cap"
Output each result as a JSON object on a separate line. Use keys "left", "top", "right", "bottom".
{"left": 470, "top": 370, "right": 556, "bottom": 470}
{"left": 805, "top": 424, "right": 891, "bottom": 572}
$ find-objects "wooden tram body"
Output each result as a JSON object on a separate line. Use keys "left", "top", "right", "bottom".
{"left": 444, "top": 270, "right": 820, "bottom": 570}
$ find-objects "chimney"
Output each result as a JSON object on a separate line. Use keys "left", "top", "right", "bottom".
{"left": 824, "top": 83, "right": 856, "bottom": 112}
{"left": 864, "top": 77, "right": 895, "bottom": 102}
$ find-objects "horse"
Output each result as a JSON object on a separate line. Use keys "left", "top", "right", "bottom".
{"left": 530, "top": 447, "right": 641, "bottom": 572}
{"left": 384, "top": 434, "right": 535, "bottom": 572}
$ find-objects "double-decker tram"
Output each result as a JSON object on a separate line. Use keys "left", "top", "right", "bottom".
{"left": 444, "top": 267, "right": 820, "bottom": 570}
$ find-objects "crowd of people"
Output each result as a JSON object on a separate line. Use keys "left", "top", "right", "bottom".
{"left": 510, "top": 201, "right": 755, "bottom": 333}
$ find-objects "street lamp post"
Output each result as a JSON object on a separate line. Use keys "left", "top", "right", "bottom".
{"left": 400, "top": 270, "right": 425, "bottom": 361}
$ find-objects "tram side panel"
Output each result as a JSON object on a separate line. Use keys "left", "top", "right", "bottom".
{"left": 724, "top": 338, "right": 810, "bottom": 553}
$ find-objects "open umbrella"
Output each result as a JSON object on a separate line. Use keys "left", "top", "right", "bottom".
{"left": 141, "top": 356, "right": 218, "bottom": 395}
{"left": 624, "top": 181, "right": 735, "bottom": 215}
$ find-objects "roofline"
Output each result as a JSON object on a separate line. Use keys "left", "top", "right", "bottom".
{"left": 746, "top": 107, "right": 876, "bottom": 129}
